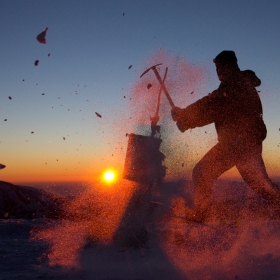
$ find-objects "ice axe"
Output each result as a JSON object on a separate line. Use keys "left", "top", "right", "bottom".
{"left": 154, "top": 66, "right": 168, "bottom": 120}
{"left": 140, "top": 63, "right": 175, "bottom": 108}
{"left": 150, "top": 67, "right": 168, "bottom": 137}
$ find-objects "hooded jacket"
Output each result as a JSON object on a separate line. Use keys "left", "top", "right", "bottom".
{"left": 176, "top": 70, "right": 266, "bottom": 144}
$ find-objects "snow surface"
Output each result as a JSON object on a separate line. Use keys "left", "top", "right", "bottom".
{"left": 1, "top": 180, "right": 280, "bottom": 280}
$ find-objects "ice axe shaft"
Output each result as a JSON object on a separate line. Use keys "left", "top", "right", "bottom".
{"left": 153, "top": 68, "right": 174, "bottom": 108}
{"left": 140, "top": 64, "right": 175, "bottom": 108}
{"left": 155, "top": 67, "right": 168, "bottom": 117}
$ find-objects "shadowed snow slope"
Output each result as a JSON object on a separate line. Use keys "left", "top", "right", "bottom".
{"left": 0, "top": 181, "right": 64, "bottom": 219}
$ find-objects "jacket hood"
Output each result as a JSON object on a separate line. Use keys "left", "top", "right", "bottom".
{"left": 242, "top": 69, "right": 261, "bottom": 87}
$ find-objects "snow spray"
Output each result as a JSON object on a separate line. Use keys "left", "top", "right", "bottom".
{"left": 32, "top": 180, "right": 137, "bottom": 267}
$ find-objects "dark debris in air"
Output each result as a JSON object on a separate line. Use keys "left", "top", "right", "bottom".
{"left": 95, "top": 112, "right": 102, "bottom": 118}
{"left": 0, "top": 164, "right": 6, "bottom": 170}
{"left": 36, "top": 27, "right": 48, "bottom": 44}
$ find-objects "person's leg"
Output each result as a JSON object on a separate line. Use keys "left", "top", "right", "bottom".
{"left": 190, "top": 142, "right": 237, "bottom": 221}
{"left": 236, "top": 144, "right": 280, "bottom": 205}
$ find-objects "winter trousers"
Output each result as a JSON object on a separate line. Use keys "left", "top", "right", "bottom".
{"left": 192, "top": 140, "right": 280, "bottom": 211}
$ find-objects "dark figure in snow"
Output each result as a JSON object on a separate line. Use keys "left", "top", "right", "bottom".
{"left": 171, "top": 50, "right": 280, "bottom": 222}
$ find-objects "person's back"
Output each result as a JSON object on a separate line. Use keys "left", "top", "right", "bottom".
{"left": 212, "top": 69, "right": 266, "bottom": 144}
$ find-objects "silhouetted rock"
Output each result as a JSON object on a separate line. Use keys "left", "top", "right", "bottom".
{"left": 0, "top": 181, "right": 65, "bottom": 219}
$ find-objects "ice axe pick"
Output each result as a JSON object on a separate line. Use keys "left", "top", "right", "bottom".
{"left": 140, "top": 63, "right": 175, "bottom": 108}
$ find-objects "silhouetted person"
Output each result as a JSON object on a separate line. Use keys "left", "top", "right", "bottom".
{"left": 171, "top": 50, "right": 280, "bottom": 222}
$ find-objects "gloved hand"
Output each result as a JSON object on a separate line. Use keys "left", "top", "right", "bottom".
{"left": 171, "top": 106, "right": 182, "bottom": 121}
{"left": 171, "top": 106, "right": 191, "bottom": 132}
{"left": 176, "top": 120, "right": 189, "bottom": 133}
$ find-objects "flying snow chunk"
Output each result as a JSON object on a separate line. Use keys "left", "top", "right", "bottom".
{"left": 36, "top": 27, "right": 48, "bottom": 44}
{"left": 0, "top": 164, "right": 6, "bottom": 170}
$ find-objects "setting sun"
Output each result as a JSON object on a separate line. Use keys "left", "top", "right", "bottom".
{"left": 102, "top": 169, "right": 117, "bottom": 183}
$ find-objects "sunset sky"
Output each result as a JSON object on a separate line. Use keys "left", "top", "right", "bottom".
{"left": 1, "top": 0, "right": 279, "bottom": 184}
